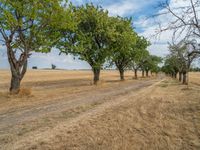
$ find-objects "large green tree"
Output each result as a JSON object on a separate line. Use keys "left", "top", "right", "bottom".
{"left": 109, "top": 17, "right": 137, "bottom": 80}
{"left": 58, "top": 4, "right": 112, "bottom": 84}
{"left": 131, "top": 36, "right": 150, "bottom": 79}
{"left": 142, "top": 55, "right": 162, "bottom": 77}
{"left": 0, "top": 0, "right": 66, "bottom": 94}
{"left": 163, "top": 56, "right": 179, "bottom": 78}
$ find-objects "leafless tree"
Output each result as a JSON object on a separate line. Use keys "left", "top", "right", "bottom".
{"left": 169, "top": 40, "right": 200, "bottom": 84}
{"left": 154, "top": 0, "right": 200, "bottom": 86}
{"left": 156, "top": 0, "right": 200, "bottom": 42}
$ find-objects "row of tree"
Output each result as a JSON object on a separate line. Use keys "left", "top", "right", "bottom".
{"left": 162, "top": 40, "right": 200, "bottom": 84}
{"left": 0, "top": 0, "right": 161, "bottom": 94}
{"left": 190, "top": 67, "right": 200, "bottom": 72}
{"left": 158, "top": 0, "right": 200, "bottom": 85}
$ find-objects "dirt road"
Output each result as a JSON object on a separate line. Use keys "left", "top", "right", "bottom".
{"left": 0, "top": 70, "right": 160, "bottom": 149}
{"left": 0, "top": 70, "right": 199, "bottom": 150}
{"left": 0, "top": 79, "right": 158, "bottom": 131}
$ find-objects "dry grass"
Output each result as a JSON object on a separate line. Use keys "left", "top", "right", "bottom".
{"left": 18, "top": 88, "right": 32, "bottom": 97}
{"left": 0, "top": 70, "right": 145, "bottom": 111}
{"left": 190, "top": 72, "right": 200, "bottom": 86}
{"left": 9, "top": 78, "right": 200, "bottom": 150}
{"left": 0, "top": 70, "right": 200, "bottom": 150}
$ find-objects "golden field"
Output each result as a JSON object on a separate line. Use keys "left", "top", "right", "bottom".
{"left": 0, "top": 70, "right": 200, "bottom": 150}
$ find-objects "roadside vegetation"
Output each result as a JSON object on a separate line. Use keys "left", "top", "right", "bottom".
{"left": 0, "top": 1, "right": 161, "bottom": 94}
{"left": 3, "top": 0, "right": 200, "bottom": 93}
{"left": 156, "top": 0, "right": 200, "bottom": 85}
{"left": 0, "top": 70, "right": 199, "bottom": 150}
{"left": 0, "top": 0, "right": 200, "bottom": 149}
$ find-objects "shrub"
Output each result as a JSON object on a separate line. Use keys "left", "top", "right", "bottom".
{"left": 19, "top": 88, "right": 32, "bottom": 97}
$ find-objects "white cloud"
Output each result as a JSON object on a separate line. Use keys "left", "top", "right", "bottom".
{"left": 0, "top": 47, "right": 91, "bottom": 69}
{"left": 104, "top": 0, "right": 156, "bottom": 16}
{"left": 136, "top": 0, "right": 193, "bottom": 57}
{"left": 105, "top": 0, "right": 139, "bottom": 16}
{"left": 0, "top": 0, "right": 196, "bottom": 69}
{"left": 71, "top": 0, "right": 146, "bottom": 16}
{"left": 29, "top": 49, "right": 90, "bottom": 69}
{"left": 72, "top": 0, "right": 84, "bottom": 5}
{"left": 148, "top": 43, "right": 169, "bottom": 57}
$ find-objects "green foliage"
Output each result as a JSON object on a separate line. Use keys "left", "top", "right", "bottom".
{"left": 190, "top": 67, "right": 200, "bottom": 72}
{"left": 57, "top": 4, "right": 112, "bottom": 70}
{"left": 0, "top": 0, "right": 67, "bottom": 53}
{"left": 150, "top": 55, "right": 162, "bottom": 73}
{"left": 51, "top": 64, "right": 56, "bottom": 70}
{"left": 0, "top": 0, "right": 74, "bottom": 93}
{"left": 162, "top": 55, "right": 180, "bottom": 75}
{"left": 109, "top": 17, "right": 137, "bottom": 70}
{"left": 162, "top": 41, "right": 198, "bottom": 76}
{"left": 131, "top": 36, "right": 150, "bottom": 70}
{"left": 142, "top": 55, "right": 162, "bottom": 72}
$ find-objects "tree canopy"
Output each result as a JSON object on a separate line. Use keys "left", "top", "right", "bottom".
{"left": 162, "top": 40, "right": 200, "bottom": 84}
{"left": 57, "top": 4, "right": 114, "bottom": 84}
{"left": 0, "top": 1, "right": 162, "bottom": 93}
{"left": 0, "top": 0, "right": 71, "bottom": 93}
{"left": 109, "top": 17, "right": 137, "bottom": 80}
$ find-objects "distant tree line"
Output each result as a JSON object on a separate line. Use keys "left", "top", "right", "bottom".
{"left": 162, "top": 41, "right": 200, "bottom": 84}
{"left": 190, "top": 67, "right": 200, "bottom": 72}
{"left": 0, "top": 1, "right": 161, "bottom": 94}
{"left": 157, "top": 0, "right": 200, "bottom": 85}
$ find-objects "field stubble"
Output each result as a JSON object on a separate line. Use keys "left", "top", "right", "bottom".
{"left": 0, "top": 70, "right": 200, "bottom": 150}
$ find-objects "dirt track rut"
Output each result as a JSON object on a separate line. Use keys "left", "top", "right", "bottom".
{"left": 0, "top": 79, "right": 160, "bottom": 149}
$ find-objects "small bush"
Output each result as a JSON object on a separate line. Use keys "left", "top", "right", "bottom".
{"left": 51, "top": 64, "right": 56, "bottom": 70}
{"left": 19, "top": 88, "right": 32, "bottom": 97}
{"left": 159, "top": 84, "right": 168, "bottom": 88}
{"left": 32, "top": 66, "right": 37, "bottom": 69}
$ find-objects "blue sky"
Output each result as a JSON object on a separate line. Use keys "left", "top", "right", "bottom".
{"left": 0, "top": 0, "right": 171, "bottom": 69}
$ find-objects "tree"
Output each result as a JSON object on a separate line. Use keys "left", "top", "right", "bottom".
{"left": 162, "top": 40, "right": 200, "bottom": 85}
{"left": 155, "top": 0, "right": 200, "bottom": 60}
{"left": 157, "top": 0, "right": 200, "bottom": 42}
{"left": 168, "top": 40, "right": 200, "bottom": 84}
{"left": 32, "top": 66, "right": 37, "bottom": 70}
{"left": 140, "top": 54, "right": 151, "bottom": 77}
{"left": 51, "top": 64, "right": 56, "bottom": 70}
{"left": 163, "top": 55, "right": 180, "bottom": 78}
{"left": 190, "top": 67, "right": 200, "bottom": 72}
{"left": 109, "top": 17, "right": 137, "bottom": 80}
{"left": 0, "top": 0, "right": 65, "bottom": 94}
{"left": 150, "top": 55, "right": 162, "bottom": 75}
{"left": 58, "top": 4, "right": 112, "bottom": 84}
{"left": 142, "top": 55, "right": 162, "bottom": 77}
{"left": 131, "top": 36, "right": 150, "bottom": 79}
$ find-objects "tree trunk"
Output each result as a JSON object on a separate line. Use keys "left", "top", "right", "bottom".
{"left": 119, "top": 69, "right": 125, "bottom": 81}
{"left": 156, "top": 73, "right": 158, "bottom": 76}
{"left": 182, "top": 72, "right": 187, "bottom": 85}
{"left": 146, "top": 70, "right": 149, "bottom": 77}
{"left": 93, "top": 68, "right": 100, "bottom": 85}
{"left": 134, "top": 69, "right": 138, "bottom": 79}
{"left": 172, "top": 73, "right": 176, "bottom": 78}
{"left": 186, "top": 71, "right": 189, "bottom": 87}
{"left": 179, "top": 72, "right": 182, "bottom": 82}
{"left": 9, "top": 61, "right": 27, "bottom": 94}
{"left": 7, "top": 44, "right": 28, "bottom": 94}
{"left": 10, "top": 75, "right": 21, "bottom": 94}
{"left": 142, "top": 70, "right": 145, "bottom": 77}
{"left": 186, "top": 63, "right": 190, "bottom": 88}
{"left": 175, "top": 73, "right": 177, "bottom": 79}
